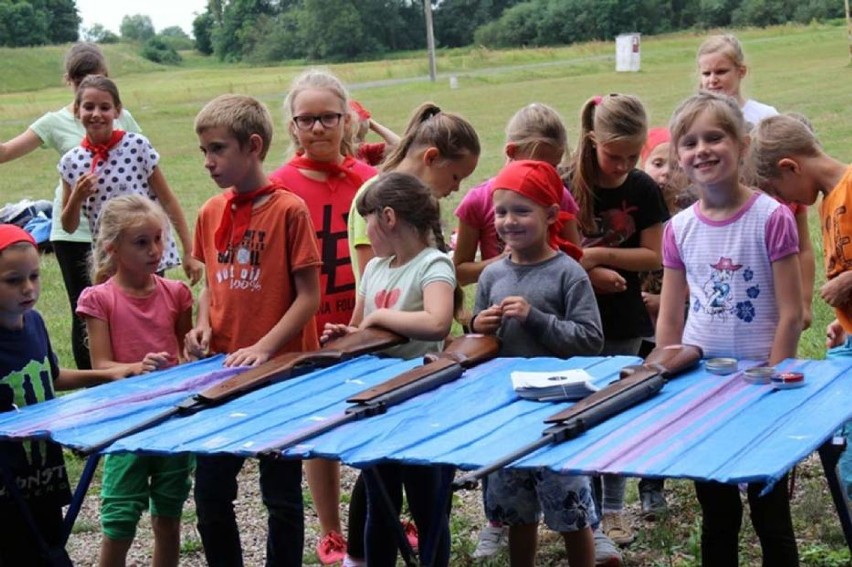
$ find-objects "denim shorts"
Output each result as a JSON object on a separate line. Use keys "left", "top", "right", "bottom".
{"left": 484, "top": 468, "right": 597, "bottom": 532}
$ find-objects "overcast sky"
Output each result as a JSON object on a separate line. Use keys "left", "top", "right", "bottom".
{"left": 76, "top": 0, "right": 208, "bottom": 36}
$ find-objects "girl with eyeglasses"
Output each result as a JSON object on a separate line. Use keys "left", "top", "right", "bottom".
{"left": 269, "top": 68, "right": 377, "bottom": 566}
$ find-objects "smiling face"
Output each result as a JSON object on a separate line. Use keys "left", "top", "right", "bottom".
{"left": 110, "top": 216, "right": 166, "bottom": 277}
{"left": 493, "top": 189, "right": 556, "bottom": 263}
{"left": 0, "top": 244, "right": 40, "bottom": 329}
{"left": 675, "top": 110, "right": 743, "bottom": 190}
{"left": 290, "top": 88, "right": 348, "bottom": 163}
{"left": 595, "top": 138, "right": 643, "bottom": 188}
{"left": 698, "top": 52, "right": 746, "bottom": 100}
{"left": 77, "top": 87, "right": 120, "bottom": 144}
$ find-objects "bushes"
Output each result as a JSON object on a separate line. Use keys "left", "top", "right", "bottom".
{"left": 140, "top": 37, "right": 182, "bottom": 65}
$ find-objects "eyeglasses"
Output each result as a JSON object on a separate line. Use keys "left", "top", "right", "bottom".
{"left": 292, "top": 113, "right": 343, "bottom": 131}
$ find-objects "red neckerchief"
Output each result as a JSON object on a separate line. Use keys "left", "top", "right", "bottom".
{"left": 288, "top": 153, "right": 363, "bottom": 188}
{"left": 214, "top": 184, "right": 280, "bottom": 253}
{"left": 81, "top": 130, "right": 126, "bottom": 173}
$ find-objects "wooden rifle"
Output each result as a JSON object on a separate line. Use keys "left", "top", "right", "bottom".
{"left": 453, "top": 344, "right": 703, "bottom": 489}
{"left": 260, "top": 334, "right": 501, "bottom": 456}
{"left": 78, "top": 327, "right": 407, "bottom": 455}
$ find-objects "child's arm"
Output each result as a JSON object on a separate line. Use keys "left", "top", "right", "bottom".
{"left": 369, "top": 118, "right": 401, "bottom": 149}
{"left": 453, "top": 221, "right": 506, "bottom": 287}
{"left": 0, "top": 129, "right": 42, "bottom": 163}
{"left": 360, "top": 281, "right": 454, "bottom": 341}
{"left": 320, "top": 294, "right": 363, "bottom": 344}
{"left": 225, "top": 266, "right": 321, "bottom": 367}
{"left": 795, "top": 210, "right": 815, "bottom": 329}
{"left": 185, "top": 286, "right": 212, "bottom": 360}
{"left": 175, "top": 305, "right": 193, "bottom": 363}
{"left": 654, "top": 267, "right": 688, "bottom": 348}
{"left": 60, "top": 174, "right": 97, "bottom": 233}
{"left": 85, "top": 317, "right": 147, "bottom": 376}
{"left": 148, "top": 167, "right": 204, "bottom": 285}
{"left": 54, "top": 367, "right": 128, "bottom": 391}
{"left": 580, "top": 223, "right": 663, "bottom": 273}
{"left": 769, "top": 254, "right": 803, "bottom": 365}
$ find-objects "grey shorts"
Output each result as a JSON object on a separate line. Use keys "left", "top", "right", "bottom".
{"left": 484, "top": 468, "right": 597, "bottom": 532}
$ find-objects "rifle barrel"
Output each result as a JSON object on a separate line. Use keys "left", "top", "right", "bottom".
{"left": 76, "top": 405, "right": 180, "bottom": 455}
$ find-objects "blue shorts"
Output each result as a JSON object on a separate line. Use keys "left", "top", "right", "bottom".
{"left": 484, "top": 468, "right": 597, "bottom": 532}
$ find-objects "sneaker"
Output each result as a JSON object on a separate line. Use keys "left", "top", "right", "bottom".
{"left": 602, "top": 511, "right": 634, "bottom": 546}
{"left": 402, "top": 519, "right": 419, "bottom": 552}
{"left": 640, "top": 486, "right": 668, "bottom": 521}
{"left": 472, "top": 524, "right": 509, "bottom": 558}
{"left": 593, "top": 527, "right": 624, "bottom": 567}
{"left": 317, "top": 530, "right": 347, "bottom": 565}
{"left": 341, "top": 555, "right": 365, "bottom": 567}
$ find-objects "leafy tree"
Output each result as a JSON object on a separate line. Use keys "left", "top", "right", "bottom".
{"left": 158, "top": 26, "right": 194, "bottom": 50}
{"left": 84, "top": 23, "right": 120, "bottom": 43}
{"left": 300, "top": 0, "right": 376, "bottom": 59}
{"left": 193, "top": 11, "right": 215, "bottom": 54}
{"left": 120, "top": 13, "right": 156, "bottom": 42}
{"left": 0, "top": 1, "right": 49, "bottom": 46}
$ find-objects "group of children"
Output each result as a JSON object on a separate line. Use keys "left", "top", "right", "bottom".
{"left": 0, "top": 30, "right": 849, "bottom": 567}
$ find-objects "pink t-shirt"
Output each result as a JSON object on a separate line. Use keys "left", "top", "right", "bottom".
{"left": 454, "top": 178, "right": 579, "bottom": 260}
{"left": 77, "top": 276, "right": 192, "bottom": 367}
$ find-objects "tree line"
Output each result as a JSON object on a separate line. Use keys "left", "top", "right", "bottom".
{"left": 0, "top": 0, "right": 79, "bottom": 47}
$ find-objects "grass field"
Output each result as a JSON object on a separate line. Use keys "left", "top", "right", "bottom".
{"left": 1, "top": 22, "right": 852, "bottom": 565}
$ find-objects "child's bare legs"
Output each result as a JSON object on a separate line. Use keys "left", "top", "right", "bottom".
{"left": 305, "top": 459, "right": 342, "bottom": 535}
{"left": 99, "top": 536, "right": 133, "bottom": 567}
{"left": 507, "top": 523, "right": 537, "bottom": 567}
{"left": 562, "top": 527, "right": 595, "bottom": 567}
{"left": 151, "top": 515, "right": 181, "bottom": 567}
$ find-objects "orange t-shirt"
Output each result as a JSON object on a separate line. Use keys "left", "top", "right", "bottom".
{"left": 820, "top": 166, "right": 852, "bottom": 333}
{"left": 193, "top": 189, "right": 322, "bottom": 356}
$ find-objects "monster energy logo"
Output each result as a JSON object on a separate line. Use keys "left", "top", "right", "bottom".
{"left": 0, "top": 356, "right": 54, "bottom": 466}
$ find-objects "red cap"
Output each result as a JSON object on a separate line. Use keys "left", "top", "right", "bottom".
{"left": 641, "top": 127, "right": 671, "bottom": 163}
{"left": 0, "top": 224, "right": 36, "bottom": 253}
{"left": 349, "top": 100, "right": 371, "bottom": 121}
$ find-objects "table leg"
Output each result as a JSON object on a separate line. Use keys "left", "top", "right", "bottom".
{"left": 818, "top": 437, "right": 852, "bottom": 553}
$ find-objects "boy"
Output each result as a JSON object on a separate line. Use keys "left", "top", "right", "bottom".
{"left": 471, "top": 161, "right": 603, "bottom": 567}
{"left": 187, "top": 94, "right": 322, "bottom": 566}
{"left": 0, "top": 224, "right": 123, "bottom": 565}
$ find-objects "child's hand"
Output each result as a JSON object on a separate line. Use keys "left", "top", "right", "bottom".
{"left": 472, "top": 305, "right": 502, "bottom": 334}
{"left": 820, "top": 272, "right": 852, "bottom": 308}
{"left": 588, "top": 267, "right": 626, "bottom": 294}
{"left": 321, "top": 323, "right": 356, "bottom": 344}
{"left": 183, "top": 255, "right": 204, "bottom": 286}
{"left": 225, "top": 344, "right": 272, "bottom": 367}
{"left": 141, "top": 352, "right": 171, "bottom": 373}
{"left": 185, "top": 326, "right": 211, "bottom": 360}
{"left": 579, "top": 247, "right": 604, "bottom": 271}
{"left": 826, "top": 319, "right": 846, "bottom": 349}
{"left": 71, "top": 172, "right": 99, "bottom": 202}
{"left": 642, "top": 292, "right": 661, "bottom": 317}
{"left": 500, "top": 296, "right": 531, "bottom": 323}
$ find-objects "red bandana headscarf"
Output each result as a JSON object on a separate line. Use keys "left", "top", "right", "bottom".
{"left": 491, "top": 160, "right": 583, "bottom": 261}
{"left": 641, "top": 127, "right": 671, "bottom": 164}
{"left": 81, "top": 130, "right": 126, "bottom": 173}
{"left": 214, "top": 184, "right": 281, "bottom": 253}
{"left": 0, "top": 224, "right": 36, "bottom": 253}
{"left": 288, "top": 153, "right": 364, "bottom": 189}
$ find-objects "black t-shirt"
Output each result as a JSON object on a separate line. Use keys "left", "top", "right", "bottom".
{"left": 0, "top": 310, "right": 70, "bottom": 505}
{"left": 581, "top": 170, "right": 670, "bottom": 340}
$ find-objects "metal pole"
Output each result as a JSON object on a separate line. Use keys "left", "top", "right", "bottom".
{"left": 846, "top": 0, "right": 851, "bottom": 63}
{"left": 424, "top": 0, "right": 437, "bottom": 82}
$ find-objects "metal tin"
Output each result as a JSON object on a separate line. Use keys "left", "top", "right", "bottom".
{"left": 744, "top": 367, "right": 776, "bottom": 384}
{"left": 705, "top": 357, "right": 738, "bottom": 375}
{"left": 771, "top": 371, "right": 805, "bottom": 390}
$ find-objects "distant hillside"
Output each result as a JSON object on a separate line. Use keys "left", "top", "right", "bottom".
{"left": 0, "top": 44, "right": 165, "bottom": 93}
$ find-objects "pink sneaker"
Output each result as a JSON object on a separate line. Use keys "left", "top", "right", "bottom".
{"left": 317, "top": 530, "right": 347, "bottom": 565}
{"left": 402, "top": 519, "right": 419, "bottom": 552}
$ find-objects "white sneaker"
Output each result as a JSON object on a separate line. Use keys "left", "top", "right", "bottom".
{"left": 472, "top": 524, "right": 509, "bottom": 558}
{"left": 342, "top": 555, "right": 366, "bottom": 567}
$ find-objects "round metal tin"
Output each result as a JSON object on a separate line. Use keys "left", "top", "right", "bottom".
{"left": 744, "top": 367, "right": 776, "bottom": 384}
{"left": 705, "top": 357, "right": 738, "bottom": 375}
{"left": 771, "top": 371, "right": 805, "bottom": 390}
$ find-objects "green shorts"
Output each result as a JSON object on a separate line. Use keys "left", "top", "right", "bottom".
{"left": 100, "top": 453, "right": 194, "bottom": 540}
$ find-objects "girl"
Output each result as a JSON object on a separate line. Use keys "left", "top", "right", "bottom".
{"left": 343, "top": 102, "right": 479, "bottom": 566}
{"left": 697, "top": 34, "right": 815, "bottom": 328}
{"left": 568, "top": 93, "right": 669, "bottom": 549}
{"left": 269, "top": 68, "right": 377, "bottom": 565}
{"left": 58, "top": 75, "right": 201, "bottom": 283}
{"left": 348, "top": 99, "right": 401, "bottom": 166}
{"left": 454, "top": 103, "right": 581, "bottom": 288}
{"left": 657, "top": 92, "right": 802, "bottom": 566}
{"left": 76, "top": 195, "right": 194, "bottom": 567}
{"left": 0, "top": 42, "right": 145, "bottom": 370}
{"left": 324, "top": 172, "right": 458, "bottom": 567}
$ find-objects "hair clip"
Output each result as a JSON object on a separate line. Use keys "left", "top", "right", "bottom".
{"left": 592, "top": 96, "right": 603, "bottom": 106}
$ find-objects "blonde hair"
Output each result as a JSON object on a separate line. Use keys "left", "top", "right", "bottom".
{"left": 195, "top": 94, "right": 274, "bottom": 161}
{"left": 382, "top": 102, "right": 480, "bottom": 171}
{"left": 697, "top": 34, "right": 745, "bottom": 69}
{"left": 506, "top": 103, "right": 568, "bottom": 165}
{"left": 90, "top": 195, "right": 170, "bottom": 284}
{"left": 570, "top": 94, "right": 647, "bottom": 232}
{"left": 284, "top": 68, "right": 352, "bottom": 157}
{"left": 748, "top": 114, "right": 821, "bottom": 185}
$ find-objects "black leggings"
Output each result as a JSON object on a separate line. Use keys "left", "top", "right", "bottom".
{"left": 52, "top": 240, "right": 92, "bottom": 370}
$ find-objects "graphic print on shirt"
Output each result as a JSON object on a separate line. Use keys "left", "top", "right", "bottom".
{"left": 375, "top": 288, "right": 401, "bottom": 309}
{"left": 825, "top": 204, "right": 852, "bottom": 276}
{"left": 318, "top": 204, "right": 355, "bottom": 296}
{"left": 0, "top": 357, "right": 53, "bottom": 467}
{"left": 215, "top": 228, "right": 265, "bottom": 291}
{"left": 582, "top": 200, "right": 638, "bottom": 248}
{"left": 693, "top": 257, "right": 760, "bottom": 323}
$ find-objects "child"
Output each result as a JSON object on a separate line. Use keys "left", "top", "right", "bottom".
{"left": 454, "top": 103, "right": 581, "bottom": 289}
{"left": 0, "top": 42, "right": 143, "bottom": 370}
{"left": 342, "top": 102, "right": 479, "bottom": 566}
{"left": 657, "top": 92, "right": 802, "bottom": 566}
{"left": 568, "top": 94, "right": 669, "bottom": 551}
{"left": 323, "top": 171, "right": 459, "bottom": 567}
{"left": 58, "top": 75, "right": 201, "bottom": 284}
{"left": 187, "top": 94, "right": 322, "bottom": 567}
{"left": 471, "top": 160, "right": 603, "bottom": 567}
{"left": 697, "top": 34, "right": 816, "bottom": 328}
{"left": 348, "top": 99, "right": 401, "bottom": 166}
{"left": 75, "top": 195, "right": 193, "bottom": 567}
{"left": 0, "top": 224, "right": 123, "bottom": 566}
{"left": 748, "top": 112, "right": 852, "bottom": 499}
{"left": 269, "top": 68, "right": 378, "bottom": 565}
